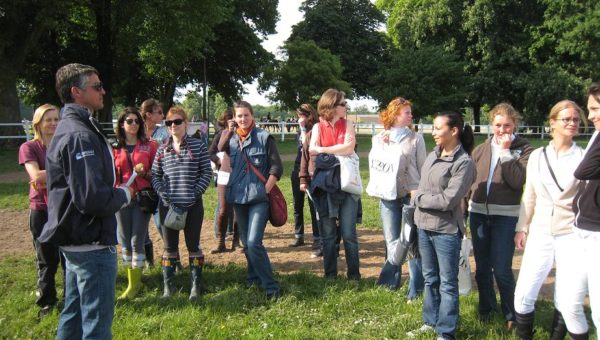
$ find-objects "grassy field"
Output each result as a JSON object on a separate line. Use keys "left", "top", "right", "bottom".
{"left": 0, "top": 133, "right": 596, "bottom": 339}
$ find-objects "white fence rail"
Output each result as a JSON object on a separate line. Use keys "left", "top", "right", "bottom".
{"left": 2, "top": 121, "right": 596, "bottom": 142}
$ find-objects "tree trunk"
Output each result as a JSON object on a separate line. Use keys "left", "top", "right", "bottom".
{"left": 472, "top": 100, "right": 482, "bottom": 133}
{"left": 92, "top": 0, "right": 114, "bottom": 123}
{"left": 0, "top": 64, "right": 25, "bottom": 145}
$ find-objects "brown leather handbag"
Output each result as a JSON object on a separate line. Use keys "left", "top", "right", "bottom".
{"left": 243, "top": 153, "right": 288, "bottom": 227}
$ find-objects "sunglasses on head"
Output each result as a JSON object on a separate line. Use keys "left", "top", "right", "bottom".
{"left": 124, "top": 118, "right": 139, "bottom": 125}
{"left": 165, "top": 118, "right": 184, "bottom": 127}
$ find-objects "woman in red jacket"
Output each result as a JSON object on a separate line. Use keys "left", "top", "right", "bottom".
{"left": 113, "top": 107, "right": 158, "bottom": 299}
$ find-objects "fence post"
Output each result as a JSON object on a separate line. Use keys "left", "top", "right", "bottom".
{"left": 541, "top": 126, "right": 544, "bottom": 140}
{"left": 371, "top": 123, "right": 375, "bottom": 135}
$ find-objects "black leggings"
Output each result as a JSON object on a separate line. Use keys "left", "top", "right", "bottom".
{"left": 160, "top": 199, "right": 204, "bottom": 253}
{"left": 29, "top": 209, "right": 65, "bottom": 307}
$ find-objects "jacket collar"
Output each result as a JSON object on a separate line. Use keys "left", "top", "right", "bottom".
{"left": 434, "top": 143, "right": 464, "bottom": 160}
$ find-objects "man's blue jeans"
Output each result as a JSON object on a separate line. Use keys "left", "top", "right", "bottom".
{"left": 321, "top": 193, "right": 360, "bottom": 279}
{"left": 57, "top": 247, "right": 117, "bottom": 340}
{"left": 234, "top": 201, "right": 279, "bottom": 295}
{"left": 469, "top": 212, "right": 517, "bottom": 321}
{"left": 419, "top": 229, "right": 461, "bottom": 340}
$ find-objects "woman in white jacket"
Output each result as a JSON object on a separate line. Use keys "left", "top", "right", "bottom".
{"left": 513, "top": 100, "right": 589, "bottom": 339}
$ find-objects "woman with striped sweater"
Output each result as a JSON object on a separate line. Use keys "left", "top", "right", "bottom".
{"left": 151, "top": 107, "right": 212, "bottom": 300}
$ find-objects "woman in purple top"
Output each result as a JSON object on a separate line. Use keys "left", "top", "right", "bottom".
{"left": 18, "top": 103, "right": 62, "bottom": 318}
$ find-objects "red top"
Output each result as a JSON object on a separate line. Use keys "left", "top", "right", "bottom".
{"left": 113, "top": 140, "right": 158, "bottom": 192}
{"left": 318, "top": 118, "right": 347, "bottom": 147}
{"left": 19, "top": 140, "right": 47, "bottom": 210}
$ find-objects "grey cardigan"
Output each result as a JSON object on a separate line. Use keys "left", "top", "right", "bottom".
{"left": 414, "top": 144, "right": 476, "bottom": 234}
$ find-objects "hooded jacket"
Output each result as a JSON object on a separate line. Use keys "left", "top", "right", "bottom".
{"left": 40, "top": 104, "right": 129, "bottom": 246}
{"left": 469, "top": 135, "right": 533, "bottom": 216}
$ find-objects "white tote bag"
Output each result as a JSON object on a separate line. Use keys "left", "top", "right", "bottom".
{"left": 366, "top": 137, "right": 402, "bottom": 200}
{"left": 337, "top": 152, "right": 363, "bottom": 195}
{"left": 458, "top": 236, "right": 473, "bottom": 295}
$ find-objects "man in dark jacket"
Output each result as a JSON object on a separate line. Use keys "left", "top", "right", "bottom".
{"left": 40, "top": 63, "right": 132, "bottom": 339}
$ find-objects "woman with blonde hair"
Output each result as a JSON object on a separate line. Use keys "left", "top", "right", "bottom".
{"left": 468, "top": 103, "right": 533, "bottom": 327}
{"left": 368, "top": 97, "right": 426, "bottom": 297}
{"left": 513, "top": 100, "right": 589, "bottom": 339}
{"left": 18, "top": 104, "right": 62, "bottom": 317}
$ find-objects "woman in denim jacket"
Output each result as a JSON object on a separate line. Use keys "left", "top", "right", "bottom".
{"left": 222, "top": 101, "right": 283, "bottom": 299}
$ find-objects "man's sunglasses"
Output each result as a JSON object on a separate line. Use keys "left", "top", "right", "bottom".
{"left": 83, "top": 82, "right": 104, "bottom": 91}
{"left": 165, "top": 118, "right": 184, "bottom": 127}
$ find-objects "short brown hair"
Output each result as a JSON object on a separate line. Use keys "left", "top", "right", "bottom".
{"left": 166, "top": 106, "right": 188, "bottom": 121}
{"left": 55, "top": 63, "right": 98, "bottom": 104}
{"left": 317, "top": 88, "right": 345, "bottom": 121}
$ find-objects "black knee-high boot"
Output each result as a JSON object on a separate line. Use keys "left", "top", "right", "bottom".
{"left": 550, "top": 308, "right": 568, "bottom": 340}
{"left": 515, "top": 311, "right": 535, "bottom": 340}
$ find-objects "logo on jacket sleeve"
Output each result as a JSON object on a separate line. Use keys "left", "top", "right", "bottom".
{"left": 75, "top": 150, "right": 95, "bottom": 160}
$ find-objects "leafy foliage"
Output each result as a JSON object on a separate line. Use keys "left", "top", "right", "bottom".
{"left": 260, "top": 39, "right": 352, "bottom": 109}
{"left": 289, "top": 0, "right": 387, "bottom": 97}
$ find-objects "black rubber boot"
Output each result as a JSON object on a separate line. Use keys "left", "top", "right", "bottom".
{"left": 189, "top": 255, "right": 204, "bottom": 300}
{"left": 515, "top": 311, "right": 535, "bottom": 340}
{"left": 568, "top": 331, "right": 589, "bottom": 340}
{"left": 161, "top": 257, "right": 178, "bottom": 298}
{"left": 550, "top": 308, "right": 568, "bottom": 340}
{"left": 145, "top": 242, "right": 154, "bottom": 268}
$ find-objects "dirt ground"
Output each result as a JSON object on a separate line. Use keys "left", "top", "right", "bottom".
{"left": 0, "top": 197, "right": 556, "bottom": 300}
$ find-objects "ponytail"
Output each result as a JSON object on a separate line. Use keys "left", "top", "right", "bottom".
{"left": 461, "top": 124, "right": 474, "bottom": 156}
{"left": 436, "top": 111, "right": 474, "bottom": 155}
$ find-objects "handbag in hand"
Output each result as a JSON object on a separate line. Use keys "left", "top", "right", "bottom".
{"left": 137, "top": 189, "right": 158, "bottom": 213}
{"left": 242, "top": 151, "right": 287, "bottom": 227}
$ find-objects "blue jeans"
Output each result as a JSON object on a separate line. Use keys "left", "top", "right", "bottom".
{"left": 378, "top": 198, "right": 424, "bottom": 294}
{"left": 407, "top": 258, "right": 424, "bottom": 300}
{"left": 321, "top": 193, "right": 360, "bottom": 279}
{"left": 57, "top": 247, "right": 117, "bottom": 340}
{"left": 419, "top": 229, "right": 461, "bottom": 340}
{"left": 234, "top": 201, "right": 279, "bottom": 294}
{"left": 469, "top": 213, "right": 517, "bottom": 321}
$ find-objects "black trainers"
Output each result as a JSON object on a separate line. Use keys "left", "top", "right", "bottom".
{"left": 289, "top": 237, "right": 305, "bottom": 247}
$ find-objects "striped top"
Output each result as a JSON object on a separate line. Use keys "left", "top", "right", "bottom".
{"left": 151, "top": 134, "right": 212, "bottom": 208}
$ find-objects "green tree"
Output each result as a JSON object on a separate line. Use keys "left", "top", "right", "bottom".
{"left": 530, "top": 0, "right": 600, "bottom": 80}
{"left": 0, "top": 0, "right": 66, "bottom": 129}
{"left": 289, "top": 0, "right": 386, "bottom": 98}
{"left": 372, "top": 44, "right": 469, "bottom": 119}
{"left": 181, "top": 90, "right": 202, "bottom": 120}
{"left": 14, "top": 0, "right": 278, "bottom": 123}
{"left": 260, "top": 39, "right": 351, "bottom": 109}
{"left": 378, "top": 0, "right": 547, "bottom": 128}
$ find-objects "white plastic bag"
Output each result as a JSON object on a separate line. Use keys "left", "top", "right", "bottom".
{"left": 458, "top": 236, "right": 473, "bottom": 295}
{"left": 366, "top": 136, "right": 402, "bottom": 200}
{"left": 337, "top": 152, "right": 363, "bottom": 195}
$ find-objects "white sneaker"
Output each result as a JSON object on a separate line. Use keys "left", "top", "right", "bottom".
{"left": 406, "top": 324, "right": 433, "bottom": 338}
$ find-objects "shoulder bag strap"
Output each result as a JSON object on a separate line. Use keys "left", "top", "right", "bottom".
{"left": 239, "top": 140, "right": 267, "bottom": 184}
{"left": 542, "top": 146, "right": 564, "bottom": 192}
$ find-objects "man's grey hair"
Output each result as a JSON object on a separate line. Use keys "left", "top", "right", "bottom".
{"left": 55, "top": 63, "right": 99, "bottom": 104}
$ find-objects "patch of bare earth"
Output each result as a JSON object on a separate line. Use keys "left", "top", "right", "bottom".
{"left": 0, "top": 208, "right": 556, "bottom": 299}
